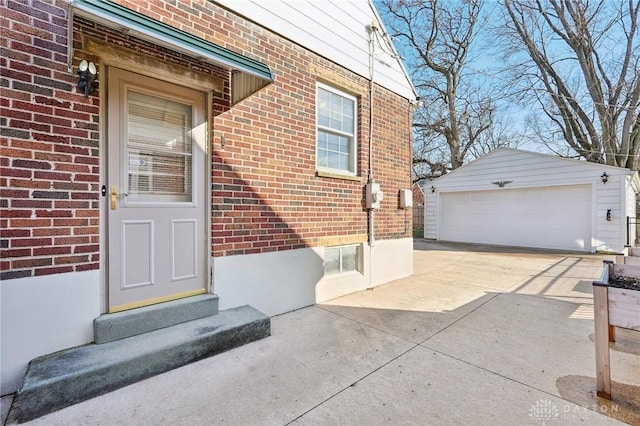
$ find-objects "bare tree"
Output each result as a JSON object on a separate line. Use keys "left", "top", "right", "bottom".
{"left": 379, "top": 0, "right": 501, "bottom": 182}
{"left": 468, "top": 114, "right": 527, "bottom": 158}
{"left": 502, "top": 0, "right": 640, "bottom": 169}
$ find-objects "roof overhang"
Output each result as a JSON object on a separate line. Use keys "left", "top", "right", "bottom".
{"left": 70, "top": 0, "right": 274, "bottom": 104}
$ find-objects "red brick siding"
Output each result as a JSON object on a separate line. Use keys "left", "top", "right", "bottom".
{"left": 155, "top": 0, "right": 412, "bottom": 255}
{"left": 370, "top": 87, "right": 414, "bottom": 240}
{"left": 1, "top": 0, "right": 412, "bottom": 278}
{"left": 112, "top": 0, "right": 412, "bottom": 254}
{"left": 0, "top": 1, "right": 232, "bottom": 280}
{"left": 1, "top": 0, "right": 100, "bottom": 280}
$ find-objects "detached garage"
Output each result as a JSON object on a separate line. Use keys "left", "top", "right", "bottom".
{"left": 424, "top": 148, "right": 640, "bottom": 253}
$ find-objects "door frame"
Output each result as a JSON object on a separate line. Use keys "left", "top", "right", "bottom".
{"left": 97, "top": 54, "right": 216, "bottom": 314}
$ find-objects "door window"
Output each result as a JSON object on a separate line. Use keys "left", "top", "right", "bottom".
{"left": 126, "top": 91, "right": 193, "bottom": 203}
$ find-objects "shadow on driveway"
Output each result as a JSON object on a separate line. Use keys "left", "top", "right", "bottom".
{"left": 5, "top": 240, "right": 638, "bottom": 425}
{"left": 319, "top": 240, "right": 639, "bottom": 425}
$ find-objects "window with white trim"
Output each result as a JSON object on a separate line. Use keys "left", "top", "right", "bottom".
{"left": 324, "top": 244, "right": 361, "bottom": 275}
{"left": 316, "top": 83, "right": 357, "bottom": 174}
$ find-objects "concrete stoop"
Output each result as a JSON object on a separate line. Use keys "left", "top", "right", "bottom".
{"left": 94, "top": 294, "right": 220, "bottom": 343}
{"left": 10, "top": 304, "right": 270, "bottom": 423}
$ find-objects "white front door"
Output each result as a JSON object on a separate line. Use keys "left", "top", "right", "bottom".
{"left": 107, "top": 68, "right": 207, "bottom": 313}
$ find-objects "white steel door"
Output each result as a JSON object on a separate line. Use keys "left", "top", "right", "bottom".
{"left": 107, "top": 68, "right": 207, "bottom": 312}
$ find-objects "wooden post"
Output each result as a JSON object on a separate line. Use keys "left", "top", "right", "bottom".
{"left": 603, "top": 260, "right": 615, "bottom": 341}
{"left": 605, "top": 259, "right": 614, "bottom": 277}
{"left": 593, "top": 283, "right": 611, "bottom": 399}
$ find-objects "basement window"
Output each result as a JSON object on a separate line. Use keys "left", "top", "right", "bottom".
{"left": 324, "top": 244, "right": 361, "bottom": 275}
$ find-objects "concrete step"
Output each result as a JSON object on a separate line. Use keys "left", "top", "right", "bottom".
{"left": 94, "top": 294, "right": 219, "bottom": 343}
{"left": 12, "top": 305, "right": 270, "bottom": 423}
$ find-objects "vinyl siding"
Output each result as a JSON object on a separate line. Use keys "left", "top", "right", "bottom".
{"left": 423, "top": 148, "right": 637, "bottom": 252}
{"left": 214, "top": 0, "right": 416, "bottom": 100}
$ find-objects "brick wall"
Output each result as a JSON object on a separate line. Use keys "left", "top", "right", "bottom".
{"left": 1, "top": 0, "right": 413, "bottom": 278}
{"left": 194, "top": 1, "right": 413, "bottom": 255}
{"left": 1, "top": 0, "right": 101, "bottom": 280}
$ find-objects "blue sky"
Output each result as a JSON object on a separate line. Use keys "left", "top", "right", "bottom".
{"left": 375, "top": 0, "right": 639, "bottom": 161}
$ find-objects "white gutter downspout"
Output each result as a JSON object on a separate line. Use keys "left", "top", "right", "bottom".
{"left": 67, "top": 2, "right": 74, "bottom": 73}
{"left": 367, "top": 21, "right": 377, "bottom": 289}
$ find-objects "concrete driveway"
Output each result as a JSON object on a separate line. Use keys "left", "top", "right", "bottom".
{"left": 3, "top": 241, "right": 640, "bottom": 425}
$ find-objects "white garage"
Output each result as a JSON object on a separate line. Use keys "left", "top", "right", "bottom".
{"left": 424, "top": 148, "right": 640, "bottom": 253}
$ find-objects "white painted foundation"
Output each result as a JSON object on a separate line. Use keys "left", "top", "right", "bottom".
{"left": 213, "top": 237, "right": 414, "bottom": 316}
{"left": 370, "top": 238, "right": 414, "bottom": 287}
{"left": 0, "top": 238, "right": 414, "bottom": 394}
{"left": 0, "top": 270, "right": 100, "bottom": 395}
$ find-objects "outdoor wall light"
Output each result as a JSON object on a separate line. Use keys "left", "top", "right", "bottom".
{"left": 601, "top": 172, "right": 608, "bottom": 184}
{"left": 77, "top": 59, "right": 97, "bottom": 97}
{"left": 606, "top": 209, "right": 612, "bottom": 221}
{"left": 431, "top": 186, "right": 435, "bottom": 193}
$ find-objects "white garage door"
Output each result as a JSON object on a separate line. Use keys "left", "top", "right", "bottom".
{"left": 440, "top": 185, "right": 592, "bottom": 251}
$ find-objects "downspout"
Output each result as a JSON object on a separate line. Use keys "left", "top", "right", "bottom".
{"left": 67, "top": 2, "right": 74, "bottom": 73}
{"left": 367, "top": 21, "right": 377, "bottom": 289}
{"left": 368, "top": 22, "right": 376, "bottom": 184}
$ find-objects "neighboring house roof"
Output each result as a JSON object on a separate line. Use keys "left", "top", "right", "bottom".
{"left": 214, "top": 0, "right": 417, "bottom": 101}
{"left": 412, "top": 182, "right": 424, "bottom": 205}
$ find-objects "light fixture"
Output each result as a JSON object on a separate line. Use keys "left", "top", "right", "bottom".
{"left": 606, "top": 209, "right": 612, "bottom": 221}
{"left": 431, "top": 186, "right": 435, "bottom": 193}
{"left": 77, "top": 59, "right": 97, "bottom": 97}
{"left": 410, "top": 97, "right": 424, "bottom": 109}
{"left": 601, "top": 172, "right": 608, "bottom": 184}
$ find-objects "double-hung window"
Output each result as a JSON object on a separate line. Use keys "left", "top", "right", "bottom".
{"left": 316, "top": 83, "right": 357, "bottom": 174}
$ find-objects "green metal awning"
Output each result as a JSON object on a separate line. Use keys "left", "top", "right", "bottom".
{"left": 71, "top": 0, "right": 274, "bottom": 104}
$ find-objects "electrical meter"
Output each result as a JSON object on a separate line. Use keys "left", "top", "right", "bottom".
{"left": 366, "top": 182, "right": 383, "bottom": 209}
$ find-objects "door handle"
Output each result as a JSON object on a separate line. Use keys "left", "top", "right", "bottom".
{"left": 110, "top": 186, "right": 117, "bottom": 210}
{"left": 110, "top": 187, "right": 129, "bottom": 210}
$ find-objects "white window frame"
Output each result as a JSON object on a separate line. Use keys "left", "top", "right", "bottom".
{"left": 316, "top": 82, "right": 357, "bottom": 175}
{"left": 324, "top": 244, "right": 362, "bottom": 276}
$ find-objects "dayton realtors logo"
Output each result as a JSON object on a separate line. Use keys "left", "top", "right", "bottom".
{"left": 529, "top": 399, "right": 559, "bottom": 425}
{"left": 528, "top": 397, "right": 624, "bottom": 423}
